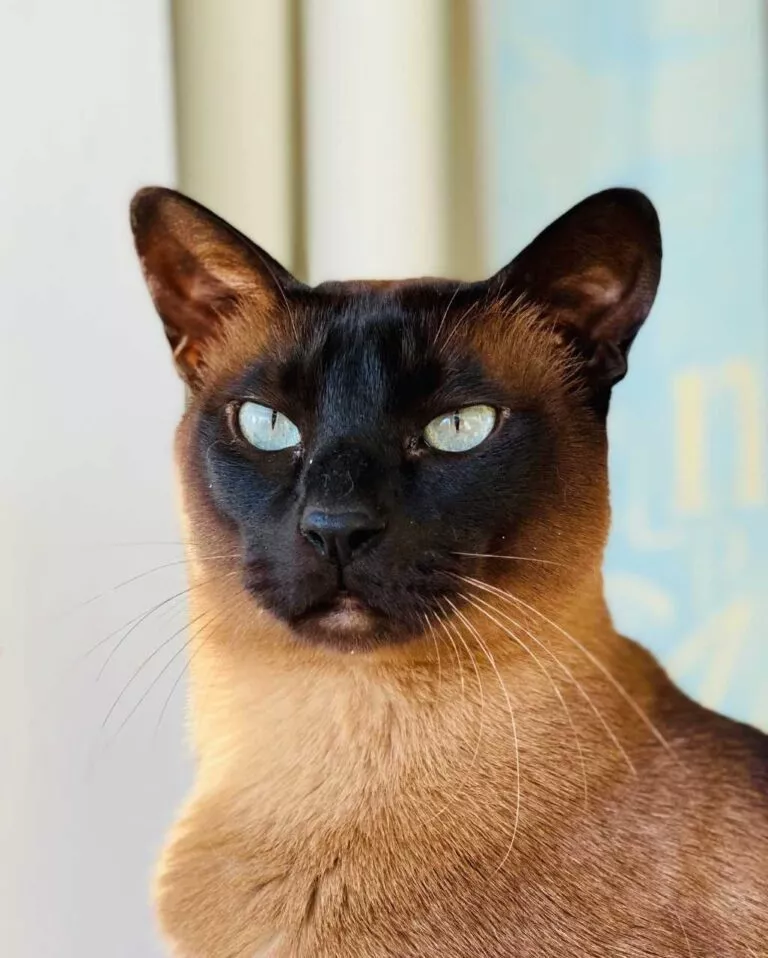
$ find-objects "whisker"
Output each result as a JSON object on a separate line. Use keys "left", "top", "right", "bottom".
{"left": 430, "top": 607, "right": 465, "bottom": 702}
{"left": 455, "top": 573, "right": 636, "bottom": 775}
{"left": 101, "top": 604, "right": 216, "bottom": 730}
{"left": 74, "top": 553, "right": 240, "bottom": 612}
{"left": 77, "top": 566, "right": 236, "bottom": 667}
{"left": 451, "top": 551, "right": 560, "bottom": 567}
{"left": 83, "top": 608, "right": 217, "bottom": 778}
{"left": 250, "top": 252, "right": 299, "bottom": 339}
{"left": 505, "top": 589, "right": 677, "bottom": 763}
{"left": 433, "top": 282, "right": 463, "bottom": 349}
{"left": 94, "top": 566, "right": 241, "bottom": 681}
{"left": 442, "top": 603, "right": 486, "bottom": 734}
{"left": 152, "top": 619, "right": 215, "bottom": 740}
{"left": 78, "top": 602, "right": 181, "bottom": 665}
{"left": 94, "top": 587, "right": 194, "bottom": 681}
{"left": 157, "top": 594, "right": 258, "bottom": 741}
{"left": 423, "top": 613, "right": 443, "bottom": 694}
{"left": 153, "top": 655, "right": 191, "bottom": 740}
{"left": 424, "top": 599, "right": 487, "bottom": 825}
{"left": 87, "top": 540, "right": 190, "bottom": 548}
{"left": 464, "top": 592, "right": 589, "bottom": 811}
{"left": 30, "top": 585, "right": 207, "bottom": 739}
{"left": 118, "top": 606, "right": 229, "bottom": 742}
{"left": 437, "top": 298, "right": 481, "bottom": 357}
{"left": 92, "top": 606, "right": 229, "bottom": 773}
{"left": 446, "top": 597, "right": 521, "bottom": 870}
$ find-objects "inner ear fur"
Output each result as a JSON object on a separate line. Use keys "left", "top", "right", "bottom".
{"left": 130, "top": 187, "right": 300, "bottom": 386}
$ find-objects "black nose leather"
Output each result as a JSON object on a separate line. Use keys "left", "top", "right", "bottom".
{"left": 300, "top": 507, "right": 385, "bottom": 565}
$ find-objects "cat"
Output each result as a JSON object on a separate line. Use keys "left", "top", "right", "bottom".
{"left": 130, "top": 186, "right": 767, "bottom": 957}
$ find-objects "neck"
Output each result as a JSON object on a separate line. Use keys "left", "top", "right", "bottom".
{"left": 185, "top": 564, "right": 634, "bottom": 814}
{"left": 156, "top": 566, "right": 668, "bottom": 956}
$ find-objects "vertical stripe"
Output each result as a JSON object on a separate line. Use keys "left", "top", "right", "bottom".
{"left": 172, "top": 0, "right": 296, "bottom": 268}
{"left": 302, "top": 0, "right": 449, "bottom": 281}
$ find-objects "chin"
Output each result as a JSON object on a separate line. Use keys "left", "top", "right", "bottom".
{"left": 286, "top": 594, "right": 418, "bottom": 653}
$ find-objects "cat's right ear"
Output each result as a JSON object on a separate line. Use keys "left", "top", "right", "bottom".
{"left": 130, "top": 187, "right": 299, "bottom": 386}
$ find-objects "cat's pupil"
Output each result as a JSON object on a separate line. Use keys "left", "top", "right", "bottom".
{"left": 271, "top": 409, "right": 277, "bottom": 430}
{"left": 453, "top": 412, "right": 460, "bottom": 432}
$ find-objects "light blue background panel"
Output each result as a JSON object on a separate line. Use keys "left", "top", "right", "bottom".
{"left": 483, "top": 0, "right": 768, "bottom": 729}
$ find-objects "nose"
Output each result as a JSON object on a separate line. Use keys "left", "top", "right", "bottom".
{"left": 299, "top": 507, "right": 386, "bottom": 565}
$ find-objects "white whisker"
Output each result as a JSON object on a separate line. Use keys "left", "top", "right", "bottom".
{"left": 506, "top": 589, "right": 677, "bottom": 763}
{"left": 74, "top": 553, "right": 240, "bottom": 611}
{"left": 455, "top": 574, "right": 636, "bottom": 775}
{"left": 464, "top": 592, "right": 589, "bottom": 810}
{"left": 437, "top": 298, "right": 481, "bottom": 357}
{"left": 116, "top": 606, "right": 227, "bottom": 740}
{"left": 101, "top": 605, "right": 214, "bottom": 730}
{"left": 433, "top": 283, "right": 463, "bottom": 348}
{"left": 433, "top": 606, "right": 465, "bottom": 702}
{"left": 423, "top": 613, "right": 443, "bottom": 693}
{"left": 452, "top": 551, "right": 560, "bottom": 567}
{"left": 446, "top": 597, "right": 521, "bottom": 870}
{"left": 94, "top": 567, "right": 239, "bottom": 681}
{"left": 425, "top": 599, "right": 486, "bottom": 825}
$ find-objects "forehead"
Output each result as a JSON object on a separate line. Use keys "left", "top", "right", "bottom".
{"left": 293, "top": 291, "right": 443, "bottom": 395}
{"left": 257, "top": 286, "right": 487, "bottom": 406}
{"left": 203, "top": 281, "right": 564, "bottom": 413}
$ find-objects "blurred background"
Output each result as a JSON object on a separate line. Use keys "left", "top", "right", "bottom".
{"left": 2, "top": 1, "right": 766, "bottom": 955}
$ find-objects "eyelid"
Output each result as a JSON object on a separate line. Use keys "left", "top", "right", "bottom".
{"left": 422, "top": 402, "right": 509, "bottom": 428}
{"left": 227, "top": 396, "right": 290, "bottom": 419}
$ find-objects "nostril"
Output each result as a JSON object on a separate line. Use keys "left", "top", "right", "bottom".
{"left": 300, "top": 508, "right": 386, "bottom": 564}
{"left": 304, "top": 529, "right": 327, "bottom": 555}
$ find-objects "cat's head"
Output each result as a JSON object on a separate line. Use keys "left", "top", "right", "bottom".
{"left": 130, "top": 188, "right": 660, "bottom": 655}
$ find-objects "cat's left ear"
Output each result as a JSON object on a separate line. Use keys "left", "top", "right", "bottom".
{"left": 130, "top": 187, "right": 300, "bottom": 386}
{"left": 492, "top": 188, "right": 661, "bottom": 387}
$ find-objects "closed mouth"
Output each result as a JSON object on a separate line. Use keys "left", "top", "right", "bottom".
{"left": 294, "top": 590, "right": 379, "bottom": 632}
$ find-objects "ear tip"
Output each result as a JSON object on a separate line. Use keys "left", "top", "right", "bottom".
{"left": 608, "top": 186, "right": 658, "bottom": 216}
{"left": 585, "top": 188, "right": 662, "bottom": 265}
{"left": 130, "top": 186, "right": 162, "bottom": 235}
{"left": 595, "top": 187, "right": 660, "bottom": 229}
{"left": 129, "top": 186, "right": 185, "bottom": 236}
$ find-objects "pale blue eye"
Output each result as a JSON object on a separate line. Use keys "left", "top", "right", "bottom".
{"left": 424, "top": 404, "right": 497, "bottom": 453}
{"left": 238, "top": 402, "right": 301, "bottom": 451}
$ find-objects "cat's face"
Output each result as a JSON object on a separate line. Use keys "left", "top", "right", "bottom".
{"left": 189, "top": 285, "right": 562, "bottom": 649}
{"left": 131, "top": 189, "right": 661, "bottom": 652}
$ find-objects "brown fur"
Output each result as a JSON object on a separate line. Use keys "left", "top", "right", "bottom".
{"left": 153, "top": 288, "right": 767, "bottom": 957}
{"left": 129, "top": 188, "right": 767, "bottom": 956}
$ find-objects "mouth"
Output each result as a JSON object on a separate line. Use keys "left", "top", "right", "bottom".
{"left": 247, "top": 560, "right": 448, "bottom": 651}
{"left": 289, "top": 589, "right": 396, "bottom": 651}
{"left": 296, "top": 590, "right": 376, "bottom": 630}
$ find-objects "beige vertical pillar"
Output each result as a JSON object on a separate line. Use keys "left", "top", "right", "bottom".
{"left": 302, "top": 0, "right": 449, "bottom": 282}
{"left": 172, "top": 0, "right": 296, "bottom": 268}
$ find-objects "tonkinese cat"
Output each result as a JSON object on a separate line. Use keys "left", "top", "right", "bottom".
{"left": 130, "top": 187, "right": 767, "bottom": 957}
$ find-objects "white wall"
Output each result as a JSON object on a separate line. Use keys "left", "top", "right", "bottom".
{"left": 0, "top": 4, "right": 187, "bottom": 956}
